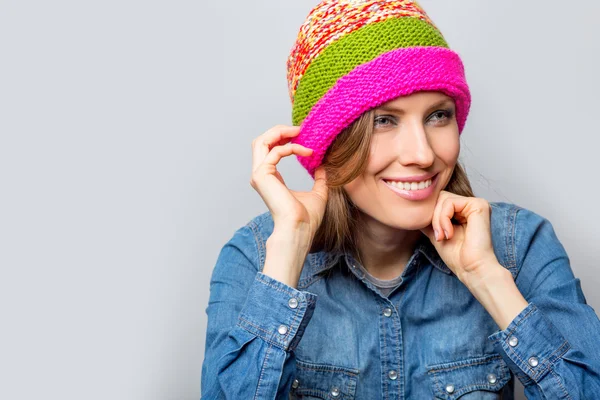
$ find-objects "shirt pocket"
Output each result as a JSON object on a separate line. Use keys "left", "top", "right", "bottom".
{"left": 289, "top": 359, "right": 359, "bottom": 400}
{"left": 426, "top": 354, "right": 511, "bottom": 399}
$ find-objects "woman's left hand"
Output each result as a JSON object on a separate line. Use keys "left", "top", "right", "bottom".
{"left": 419, "top": 190, "right": 500, "bottom": 284}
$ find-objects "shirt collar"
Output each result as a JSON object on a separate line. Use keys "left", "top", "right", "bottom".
{"left": 415, "top": 235, "right": 454, "bottom": 275}
{"left": 308, "top": 234, "right": 454, "bottom": 277}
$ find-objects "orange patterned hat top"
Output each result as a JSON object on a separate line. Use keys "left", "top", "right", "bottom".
{"left": 286, "top": 0, "right": 440, "bottom": 103}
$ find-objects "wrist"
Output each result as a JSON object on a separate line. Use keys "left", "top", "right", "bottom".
{"left": 460, "top": 260, "right": 508, "bottom": 292}
{"left": 466, "top": 262, "right": 528, "bottom": 330}
{"left": 263, "top": 230, "right": 312, "bottom": 288}
{"left": 271, "top": 221, "right": 311, "bottom": 239}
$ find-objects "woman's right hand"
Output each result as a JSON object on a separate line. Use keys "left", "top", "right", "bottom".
{"left": 250, "top": 125, "right": 329, "bottom": 243}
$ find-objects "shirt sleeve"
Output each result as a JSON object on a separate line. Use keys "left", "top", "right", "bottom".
{"left": 487, "top": 207, "right": 600, "bottom": 399}
{"left": 200, "top": 221, "right": 317, "bottom": 400}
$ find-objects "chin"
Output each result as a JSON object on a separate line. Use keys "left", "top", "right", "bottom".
{"left": 382, "top": 213, "right": 433, "bottom": 231}
{"left": 357, "top": 200, "right": 436, "bottom": 230}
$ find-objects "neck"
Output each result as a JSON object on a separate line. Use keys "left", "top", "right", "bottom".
{"left": 353, "top": 213, "right": 424, "bottom": 280}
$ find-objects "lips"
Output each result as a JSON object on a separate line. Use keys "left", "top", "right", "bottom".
{"left": 382, "top": 173, "right": 439, "bottom": 201}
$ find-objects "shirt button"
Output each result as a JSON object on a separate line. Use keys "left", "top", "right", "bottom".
{"left": 487, "top": 373, "right": 497, "bottom": 384}
{"left": 330, "top": 386, "right": 340, "bottom": 397}
{"left": 288, "top": 297, "right": 299, "bottom": 309}
{"left": 508, "top": 336, "right": 519, "bottom": 347}
{"left": 388, "top": 370, "right": 398, "bottom": 380}
{"left": 383, "top": 308, "right": 393, "bottom": 317}
{"left": 291, "top": 379, "right": 299, "bottom": 389}
{"left": 528, "top": 356, "right": 539, "bottom": 367}
{"left": 278, "top": 325, "right": 288, "bottom": 335}
{"left": 445, "top": 384, "right": 455, "bottom": 393}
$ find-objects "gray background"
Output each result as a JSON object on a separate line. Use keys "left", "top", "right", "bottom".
{"left": 1, "top": 0, "right": 598, "bottom": 399}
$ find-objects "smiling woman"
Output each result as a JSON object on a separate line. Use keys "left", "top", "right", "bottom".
{"left": 201, "top": 1, "right": 600, "bottom": 399}
{"left": 311, "top": 91, "right": 475, "bottom": 263}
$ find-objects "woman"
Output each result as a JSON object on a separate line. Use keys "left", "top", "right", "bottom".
{"left": 201, "top": 1, "right": 600, "bottom": 398}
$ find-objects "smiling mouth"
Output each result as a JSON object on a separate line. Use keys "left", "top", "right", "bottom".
{"left": 382, "top": 174, "right": 437, "bottom": 191}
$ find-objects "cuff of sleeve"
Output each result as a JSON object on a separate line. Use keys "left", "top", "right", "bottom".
{"left": 237, "top": 272, "right": 317, "bottom": 352}
{"left": 487, "top": 302, "right": 571, "bottom": 384}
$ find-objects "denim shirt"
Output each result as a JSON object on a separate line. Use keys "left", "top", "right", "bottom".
{"left": 201, "top": 202, "right": 600, "bottom": 399}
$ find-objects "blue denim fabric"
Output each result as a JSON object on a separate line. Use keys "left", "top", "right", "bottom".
{"left": 201, "top": 202, "right": 600, "bottom": 399}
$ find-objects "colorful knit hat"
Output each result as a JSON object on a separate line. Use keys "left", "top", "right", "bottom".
{"left": 287, "top": 0, "right": 471, "bottom": 178}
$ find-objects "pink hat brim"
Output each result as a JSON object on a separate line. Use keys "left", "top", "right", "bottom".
{"left": 292, "top": 46, "right": 471, "bottom": 178}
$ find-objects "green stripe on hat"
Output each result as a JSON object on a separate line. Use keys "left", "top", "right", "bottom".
{"left": 292, "top": 17, "right": 449, "bottom": 126}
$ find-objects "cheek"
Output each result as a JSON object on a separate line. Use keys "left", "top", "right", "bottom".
{"left": 364, "top": 136, "right": 395, "bottom": 173}
{"left": 431, "top": 133, "right": 460, "bottom": 163}
{"left": 344, "top": 176, "right": 369, "bottom": 199}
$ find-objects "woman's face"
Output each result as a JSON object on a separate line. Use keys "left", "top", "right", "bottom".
{"left": 343, "top": 91, "right": 460, "bottom": 231}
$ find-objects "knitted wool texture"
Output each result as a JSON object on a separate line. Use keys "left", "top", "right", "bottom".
{"left": 287, "top": 0, "right": 471, "bottom": 178}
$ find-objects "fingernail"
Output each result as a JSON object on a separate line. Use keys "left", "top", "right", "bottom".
{"left": 443, "top": 229, "right": 449, "bottom": 240}
{"left": 434, "top": 229, "right": 439, "bottom": 241}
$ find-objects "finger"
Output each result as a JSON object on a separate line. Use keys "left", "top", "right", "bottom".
{"left": 439, "top": 197, "right": 491, "bottom": 240}
{"left": 250, "top": 143, "right": 311, "bottom": 201}
{"left": 274, "top": 170, "right": 286, "bottom": 186}
{"left": 431, "top": 191, "right": 453, "bottom": 241}
{"left": 439, "top": 196, "right": 470, "bottom": 240}
{"left": 311, "top": 166, "right": 329, "bottom": 202}
{"left": 262, "top": 142, "right": 313, "bottom": 167}
{"left": 253, "top": 127, "right": 300, "bottom": 171}
{"left": 252, "top": 125, "right": 301, "bottom": 171}
{"left": 461, "top": 199, "right": 492, "bottom": 239}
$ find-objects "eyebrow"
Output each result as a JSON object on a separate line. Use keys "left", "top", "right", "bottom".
{"left": 375, "top": 99, "right": 455, "bottom": 114}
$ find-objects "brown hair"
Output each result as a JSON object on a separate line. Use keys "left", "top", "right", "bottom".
{"left": 310, "top": 108, "right": 475, "bottom": 255}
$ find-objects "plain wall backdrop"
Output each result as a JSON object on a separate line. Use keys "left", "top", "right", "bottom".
{"left": 1, "top": 1, "right": 599, "bottom": 399}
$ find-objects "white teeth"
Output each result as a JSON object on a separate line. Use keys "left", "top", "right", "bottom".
{"left": 385, "top": 178, "right": 432, "bottom": 191}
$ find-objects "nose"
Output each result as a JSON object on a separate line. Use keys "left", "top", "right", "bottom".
{"left": 395, "top": 118, "right": 435, "bottom": 167}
